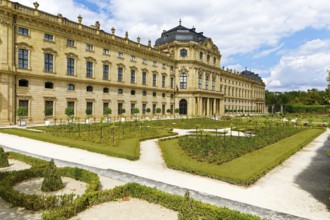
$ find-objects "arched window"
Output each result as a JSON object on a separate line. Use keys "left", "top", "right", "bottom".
{"left": 18, "top": 79, "right": 29, "bottom": 87}
{"left": 142, "top": 90, "right": 147, "bottom": 96}
{"left": 45, "top": 81, "right": 54, "bottom": 89}
{"left": 213, "top": 57, "right": 216, "bottom": 65}
{"left": 180, "top": 73, "right": 187, "bottom": 89}
{"left": 131, "top": 90, "right": 136, "bottom": 95}
{"left": 86, "top": 86, "right": 93, "bottom": 92}
{"left": 207, "top": 54, "right": 210, "bottom": 62}
{"left": 118, "top": 88, "right": 123, "bottom": 94}
{"left": 67, "top": 84, "right": 75, "bottom": 91}
{"left": 180, "top": 49, "right": 187, "bottom": 57}
{"left": 103, "top": 87, "right": 109, "bottom": 93}
{"left": 199, "top": 52, "right": 203, "bottom": 60}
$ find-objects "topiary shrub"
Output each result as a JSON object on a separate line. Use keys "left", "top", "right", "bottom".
{"left": 41, "top": 159, "right": 64, "bottom": 192}
{"left": 0, "top": 147, "right": 9, "bottom": 168}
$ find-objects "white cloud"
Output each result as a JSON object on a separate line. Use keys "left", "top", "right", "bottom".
{"left": 264, "top": 39, "right": 330, "bottom": 91}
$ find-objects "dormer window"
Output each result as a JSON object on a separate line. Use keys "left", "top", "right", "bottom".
{"left": 180, "top": 49, "right": 187, "bottom": 57}
{"left": 199, "top": 52, "right": 203, "bottom": 60}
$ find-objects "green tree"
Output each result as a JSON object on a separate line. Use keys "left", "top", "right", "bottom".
{"left": 65, "top": 107, "right": 74, "bottom": 117}
{"left": 0, "top": 147, "right": 9, "bottom": 168}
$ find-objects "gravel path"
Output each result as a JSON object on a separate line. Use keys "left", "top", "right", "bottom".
{"left": 0, "top": 128, "right": 329, "bottom": 219}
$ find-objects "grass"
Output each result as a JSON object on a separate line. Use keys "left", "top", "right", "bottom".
{"left": 0, "top": 128, "right": 141, "bottom": 160}
{"left": 159, "top": 128, "right": 324, "bottom": 185}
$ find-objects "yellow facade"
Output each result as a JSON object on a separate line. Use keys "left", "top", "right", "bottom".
{"left": 0, "top": 0, "right": 265, "bottom": 125}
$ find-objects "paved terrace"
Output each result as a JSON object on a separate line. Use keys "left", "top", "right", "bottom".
{"left": 0, "top": 128, "right": 329, "bottom": 220}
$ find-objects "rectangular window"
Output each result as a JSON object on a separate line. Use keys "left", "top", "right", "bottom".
{"left": 18, "top": 27, "right": 29, "bottom": 35}
{"left": 67, "top": 101, "right": 75, "bottom": 110}
{"left": 86, "top": 44, "right": 94, "bottom": 51}
{"left": 142, "top": 58, "right": 147, "bottom": 64}
{"left": 103, "top": 48, "right": 110, "bottom": 55}
{"left": 198, "top": 76, "right": 202, "bottom": 89}
{"left": 170, "top": 77, "right": 174, "bottom": 89}
{"left": 44, "top": 100, "right": 53, "bottom": 116}
{"left": 142, "top": 103, "right": 147, "bottom": 114}
{"left": 130, "top": 70, "right": 136, "bottom": 83}
{"left": 44, "top": 54, "right": 53, "bottom": 72}
{"left": 86, "top": 62, "right": 93, "bottom": 78}
{"left": 18, "top": 100, "right": 29, "bottom": 116}
{"left": 130, "top": 103, "right": 135, "bottom": 115}
{"left": 103, "top": 65, "right": 109, "bottom": 80}
{"left": 67, "top": 39, "right": 75, "bottom": 47}
{"left": 118, "top": 67, "right": 123, "bottom": 82}
{"left": 103, "top": 102, "right": 109, "bottom": 115}
{"left": 67, "top": 58, "right": 75, "bottom": 75}
{"left": 162, "top": 75, "right": 166, "bottom": 88}
{"left": 44, "top": 34, "right": 54, "bottom": 41}
{"left": 170, "top": 104, "right": 174, "bottom": 114}
{"left": 131, "top": 55, "right": 136, "bottom": 61}
{"left": 86, "top": 102, "right": 93, "bottom": 115}
{"left": 152, "top": 74, "right": 157, "bottom": 86}
{"left": 212, "top": 79, "right": 215, "bottom": 91}
{"left": 118, "top": 103, "right": 123, "bottom": 115}
{"left": 118, "top": 52, "right": 123, "bottom": 58}
{"left": 162, "top": 63, "right": 166, "bottom": 69}
{"left": 18, "top": 49, "right": 28, "bottom": 69}
{"left": 162, "top": 104, "right": 165, "bottom": 115}
{"left": 152, "top": 104, "right": 156, "bottom": 114}
{"left": 142, "top": 72, "right": 147, "bottom": 85}
{"left": 153, "top": 61, "right": 157, "bottom": 67}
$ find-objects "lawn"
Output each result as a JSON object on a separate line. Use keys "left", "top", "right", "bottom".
{"left": 0, "top": 127, "right": 173, "bottom": 160}
{"left": 159, "top": 128, "right": 324, "bottom": 185}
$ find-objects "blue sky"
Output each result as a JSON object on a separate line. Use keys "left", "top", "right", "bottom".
{"left": 16, "top": 0, "right": 330, "bottom": 91}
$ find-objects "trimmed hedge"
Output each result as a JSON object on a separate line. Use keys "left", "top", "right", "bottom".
{"left": 1, "top": 152, "right": 260, "bottom": 220}
{"left": 0, "top": 153, "right": 100, "bottom": 211}
{"left": 43, "top": 183, "right": 260, "bottom": 220}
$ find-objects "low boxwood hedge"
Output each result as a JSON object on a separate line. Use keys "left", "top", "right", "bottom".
{"left": 0, "top": 153, "right": 100, "bottom": 211}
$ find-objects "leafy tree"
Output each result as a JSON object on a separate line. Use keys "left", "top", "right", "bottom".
{"left": 103, "top": 107, "right": 112, "bottom": 115}
{"left": 17, "top": 107, "right": 28, "bottom": 117}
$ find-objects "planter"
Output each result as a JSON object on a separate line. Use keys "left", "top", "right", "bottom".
{"left": 18, "top": 120, "right": 26, "bottom": 126}
{"left": 44, "top": 120, "right": 50, "bottom": 126}
{"left": 121, "top": 117, "right": 126, "bottom": 122}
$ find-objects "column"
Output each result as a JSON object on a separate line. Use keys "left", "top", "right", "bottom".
{"left": 199, "top": 97, "right": 202, "bottom": 116}
{"left": 207, "top": 98, "right": 210, "bottom": 116}
{"left": 213, "top": 99, "right": 216, "bottom": 115}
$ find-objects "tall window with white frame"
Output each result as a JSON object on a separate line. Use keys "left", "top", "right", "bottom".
{"left": 103, "top": 64, "right": 109, "bottom": 80}
{"left": 118, "top": 103, "right": 123, "bottom": 115}
{"left": 198, "top": 74, "right": 202, "bottom": 89}
{"left": 86, "top": 102, "right": 93, "bottom": 115}
{"left": 180, "top": 73, "right": 187, "bottom": 89}
{"left": 162, "top": 75, "right": 166, "bottom": 88}
{"left": 212, "top": 76, "right": 215, "bottom": 91}
{"left": 131, "top": 69, "right": 136, "bottom": 83}
{"left": 118, "top": 67, "right": 123, "bottom": 82}
{"left": 152, "top": 73, "right": 157, "bottom": 86}
{"left": 67, "top": 58, "right": 75, "bottom": 75}
{"left": 86, "top": 62, "right": 93, "bottom": 78}
{"left": 18, "top": 49, "right": 28, "bottom": 69}
{"left": 205, "top": 75, "right": 209, "bottom": 90}
{"left": 130, "top": 103, "right": 135, "bottom": 115}
{"left": 44, "top": 54, "right": 53, "bottom": 73}
{"left": 142, "top": 71, "right": 147, "bottom": 85}
{"left": 18, "top": 100, "right": 29, "bottom": 116}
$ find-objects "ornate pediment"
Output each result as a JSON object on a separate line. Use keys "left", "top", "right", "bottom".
{"left": 200, "top": 39, "right": 220, "bottom": 55}
{"left": 16, "top": 42, "right": 33, "bottom": 49}
{"left": 42, "top": 47, "right": 57, "bottom": 55}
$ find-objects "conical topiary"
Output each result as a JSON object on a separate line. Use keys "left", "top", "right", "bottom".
{"left": 0, "top": 147, "right": 9, "bottom": 168}
{"left": 41, "top": 159, "right": 64, "bottom": 192}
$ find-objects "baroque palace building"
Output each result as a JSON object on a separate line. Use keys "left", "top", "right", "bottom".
{"left": 0, "top": 0, "right": 266, "bottom": 125}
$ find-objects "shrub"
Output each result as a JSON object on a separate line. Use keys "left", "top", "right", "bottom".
{"left": 103, "top": 107, "right": 112, "bottom": 115}
{"left": 85, "top": 108, "right": 92, "bottom": 116}
{"left": 44, "top": 108, "right": 53, "bottom": 116}
{"left": 41, "top": 159, "right": 64, "bottom": 192}
{"left": 0, "top": 147, "right": 9, "bottom": 168}
{"left": 17, "top": 107, "right": 28, "bottom": 117}
{"left": 65, "top": 107, "right": 74, "bottom": 117}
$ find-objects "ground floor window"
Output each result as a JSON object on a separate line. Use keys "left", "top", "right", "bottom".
{"left": 162, "top": 104, "right": 165, "bottom": 114}
{"left": 152, "top": 104, "right": 156, "bottom": 114}
{"left": 44, "top": 100, "right": 53, "bottom": 116}
{"left": 142, "top": 103, "right": 147, "bottom": 114}
{"left": 18, "top": 100, "right": 29, "bottom": 116}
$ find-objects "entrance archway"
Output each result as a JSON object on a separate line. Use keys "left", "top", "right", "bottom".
{"left": 179, "top": 99, "right": 188, "bottom": 115}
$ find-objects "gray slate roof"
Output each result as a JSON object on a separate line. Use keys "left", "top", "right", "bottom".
{"left": 155, "top": 24, "right": 208, "bottom": 46}
{"left": 241, "top": 70, "right": 263, "bottom": 82}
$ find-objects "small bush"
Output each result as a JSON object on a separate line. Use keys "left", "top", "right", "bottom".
{"left": 41, "top": 159, "right": 64, "bottom": 192}
{"left": 0, "top": 147, "right": 9, "bottom": 168}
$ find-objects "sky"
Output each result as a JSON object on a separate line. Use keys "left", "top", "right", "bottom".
{"left": 14, "top": 0, "right": 330, "bottom": 92}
